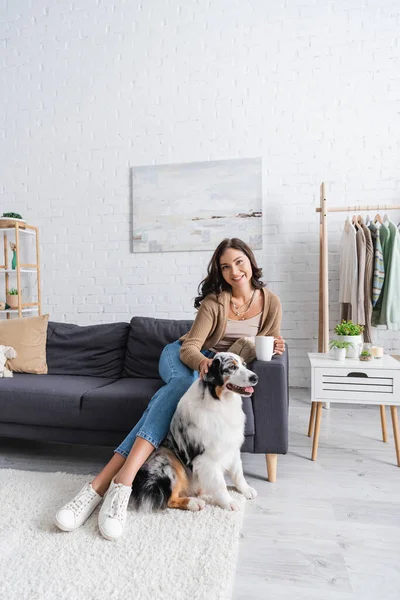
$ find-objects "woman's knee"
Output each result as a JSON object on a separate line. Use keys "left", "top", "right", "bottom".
{"left": 159, "top": 343, "right": 195, "bottom": 383}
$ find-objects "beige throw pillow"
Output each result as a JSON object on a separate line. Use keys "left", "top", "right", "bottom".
{"left": 0, "top": 314, "right": 49, "bottom": 374}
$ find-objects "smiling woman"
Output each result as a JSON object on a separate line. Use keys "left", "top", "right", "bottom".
{"left": 180, "top": 237, "right": 285, "bottom": 375}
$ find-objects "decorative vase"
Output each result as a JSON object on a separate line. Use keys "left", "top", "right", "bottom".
{"left": 332, "top": 334, "right": 363, "bottom": 358}
{"left": 11, "top": 250, "right": 17, "bottom": 270}
{"left": 332, "top": 347, "right": 346, "bottom": 361}
{"left": 6, "top": 293, "right": 18, "bottom": 309}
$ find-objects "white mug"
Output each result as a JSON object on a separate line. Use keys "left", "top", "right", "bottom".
{"left": 255, "top": 336, "right": 277, "bottom": 361}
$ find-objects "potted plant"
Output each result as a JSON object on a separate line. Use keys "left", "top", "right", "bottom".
{"left": 0, "top": 212, "right": 26, "bottom": 228}
{"left": 333, "top": 320, "right": 364, "bottom": 358}
{"left": 6, "top": 288, "right": 19, "bottom": 309}
{"left": 329, "top": 339, "right": 353, "bottom": 361}
{"left": 359, "top": 343, "right": 373, "bottom": 361}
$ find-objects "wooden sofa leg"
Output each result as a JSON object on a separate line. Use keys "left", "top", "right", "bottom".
{"left": 266, "top": 453, "right": 277, "bottom": 482}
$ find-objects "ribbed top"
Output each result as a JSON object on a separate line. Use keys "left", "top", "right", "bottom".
{"left": 210, "top": 312, "right": 262, "bottom": 352}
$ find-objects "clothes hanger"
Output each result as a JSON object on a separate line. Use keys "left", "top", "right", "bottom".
{"left": 344, "top": 208, "right": 351, "bottom": 229}
{"left": 374, "top": 212, "right": 383, "bottom": 224}
{"left": 383, "top": 206, "right": 391, "bottom": 224}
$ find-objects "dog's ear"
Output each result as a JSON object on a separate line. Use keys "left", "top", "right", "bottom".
{"left": 203, "top": 356, "right": 224, "bottom": 386}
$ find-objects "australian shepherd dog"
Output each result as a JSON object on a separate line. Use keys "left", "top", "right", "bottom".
{"left": 131, "top": 352, "right": 258, "bottom": 512}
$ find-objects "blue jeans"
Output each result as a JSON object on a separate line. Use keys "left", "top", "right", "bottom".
{"left": 114, "top": 340, "right": 215, "bottom": 458}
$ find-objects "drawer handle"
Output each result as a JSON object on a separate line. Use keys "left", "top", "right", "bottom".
{"left": 347, "top": 372, "right": 368, "bottom": 378}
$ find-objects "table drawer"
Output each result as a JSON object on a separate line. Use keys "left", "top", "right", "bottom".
{"left": 314, "top": 367, "right": 396, "bottom": 402}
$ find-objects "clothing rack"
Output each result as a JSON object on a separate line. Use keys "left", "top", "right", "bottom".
{"left": 316, "top": 182, "right": 400, "bottom": 353}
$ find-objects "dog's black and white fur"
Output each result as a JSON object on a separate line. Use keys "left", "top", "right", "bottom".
{"left": 130, "top": 352, "right": 258, "bottom": 512}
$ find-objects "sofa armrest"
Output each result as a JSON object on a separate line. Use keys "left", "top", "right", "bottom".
{"left": 250, "top": 348, "right": 289, "bottom": 454}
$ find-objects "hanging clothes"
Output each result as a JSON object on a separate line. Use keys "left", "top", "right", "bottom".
{"left": 380, "top": 221, "right": 400, "bottom": 329}
{"left": 380, "top": 222, "right": 391, "bottom": 269}
{"left": 339, "top": 219, "right": 358, "bottom": 322}
{"left": 368, "top": 222, "right": 385, "bottom": 310}
{"left": 355, "top": 224, "right": 366, "bottom": 325}
{"left": 359, "top": 218, "right": 373, "bottom": 343}
{"left": 373, "top": 221, "right": 390, "bottom": 324}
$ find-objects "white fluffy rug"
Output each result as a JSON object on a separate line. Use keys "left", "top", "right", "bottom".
{"left": 0, "top": 469, "right": 246, "bottom": 600}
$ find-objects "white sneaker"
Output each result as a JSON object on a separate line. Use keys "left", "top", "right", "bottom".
{"left": 54, "top": 482, "right": 102, "bottom": 532}
{"left": 98, "top": 479, "right": 132, "bottom": 541}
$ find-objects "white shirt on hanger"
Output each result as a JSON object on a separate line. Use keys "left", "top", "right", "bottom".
{"left": 339, "top": 218, "right": 358, "bottom": 321}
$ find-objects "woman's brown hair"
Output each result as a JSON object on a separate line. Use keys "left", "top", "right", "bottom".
{"left": 194, "top": 238, "right": 264, "bottom": 308}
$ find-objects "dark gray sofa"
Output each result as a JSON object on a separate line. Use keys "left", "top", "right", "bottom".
{"left": 0, "top": 317, "right": 289, "bottom": 480}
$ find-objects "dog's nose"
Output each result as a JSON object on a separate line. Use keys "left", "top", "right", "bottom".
{"left": 249, "top": 373, "right": 258, "bottom": 385}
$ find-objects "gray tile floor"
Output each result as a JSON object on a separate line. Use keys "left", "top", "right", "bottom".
{"left": 235, "top": 390, "right": 400, "bottom": 600}
{"left": 1, "top": 389, "right": 400, "bottom": 599}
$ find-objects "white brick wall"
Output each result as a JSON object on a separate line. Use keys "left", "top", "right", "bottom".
{"left": 1, "top": 1, "right": 399, "bottom": 386}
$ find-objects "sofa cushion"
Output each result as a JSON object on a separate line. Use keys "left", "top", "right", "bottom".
{"left": 123, "top": 317, "right": 193, "bottom": 379}
{"left": 81, "top": 378, "right": 255, "bottom": 435}
{"left": 0, "top": 314, "right": 49, "bottom": 374}
{"left": 0, "top": 374, "right": 115, "bottom": 428}
{"left": 80, "top": 378, "right": 164, "bottom": 431}
{"left": 46, "top": 321, "right": 130, "bottom": 378}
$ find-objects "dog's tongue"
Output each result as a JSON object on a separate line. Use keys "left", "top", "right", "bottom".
{"left": 244, "top": 386, "right": 254, "bottom": 394}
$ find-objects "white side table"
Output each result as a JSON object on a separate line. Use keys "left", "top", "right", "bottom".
{"left": 308, "top": 353, "right": 400, "bottom": 466}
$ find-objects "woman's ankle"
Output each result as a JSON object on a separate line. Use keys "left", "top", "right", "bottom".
{"left": 91, "top": 479, "right": 111, "bottom": 497}
{"left": 114, "top": 470, "right": 134, "bottom": 487}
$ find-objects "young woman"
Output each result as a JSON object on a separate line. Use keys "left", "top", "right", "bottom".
{"left": 54, "top": 238, "right": 285, "bottom": 540}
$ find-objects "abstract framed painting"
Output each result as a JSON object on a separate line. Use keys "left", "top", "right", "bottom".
{"left": 132, "top": 157, "right": 262, "bottom": 253}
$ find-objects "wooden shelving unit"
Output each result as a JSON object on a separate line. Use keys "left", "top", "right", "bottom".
{"left": 0, "top": 223, "right": 41, "bottom": 318}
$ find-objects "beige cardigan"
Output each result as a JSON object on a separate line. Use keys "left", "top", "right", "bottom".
{"left": 179, "top": 288, "right": 282, "bottom": 370}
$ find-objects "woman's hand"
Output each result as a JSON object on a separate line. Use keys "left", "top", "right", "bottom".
{"left": 274, "top": 335, "right": 285, "bottom": 355}
{"left": 199, "top": 357, "right": 213, "bottom": 379}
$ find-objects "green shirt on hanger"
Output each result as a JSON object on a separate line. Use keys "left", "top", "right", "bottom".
{"left": 372, "top": 222, "right": 390, "bottom": 324}
{"left": 380, "top": 221, "right": 400, "bottom": 329}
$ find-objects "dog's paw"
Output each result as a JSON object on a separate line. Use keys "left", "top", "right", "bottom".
{"left": 218, "top": 499, "right": 241, "bottom": 512}
{"left": 187, "top": 497, "right": 206, "bottom": 511}
{"left": 227, "top": 499, "right": 241, "bottom": 512}
{"left": 240, "top": 485, "right": 257, "bottom": 500}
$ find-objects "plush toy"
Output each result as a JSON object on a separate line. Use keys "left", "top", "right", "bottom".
{"left": 0, "top": 345, "right": 17, "bottom": 377}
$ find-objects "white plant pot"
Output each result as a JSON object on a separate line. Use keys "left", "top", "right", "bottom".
{"left": 332, "top": 334, "right": 363, "bottom": 358}
{"left": 331, "top": 347, "right": 346, "bottom": 361}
